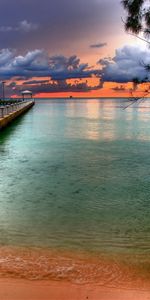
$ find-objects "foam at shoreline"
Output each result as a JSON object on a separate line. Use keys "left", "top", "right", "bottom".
{"left": 0, "top": 246, "right": 149, "bottom": 290}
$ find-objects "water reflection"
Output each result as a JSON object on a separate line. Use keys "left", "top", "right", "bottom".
{"left": 85, "top": 100, "right": 101, "bottom": 119}
{"left": 1, "top": 98, "right": 150, "bottom": 144}
{"left": 62, "top": 99, "right": 150, "bottom": 142}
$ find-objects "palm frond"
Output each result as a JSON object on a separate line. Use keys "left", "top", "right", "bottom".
{"left": 125, "top": 15, "right": 142, "bottom": 33}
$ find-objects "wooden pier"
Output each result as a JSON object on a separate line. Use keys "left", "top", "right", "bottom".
{"left": 0, "top": 100, "right": 35, "bottom": 130}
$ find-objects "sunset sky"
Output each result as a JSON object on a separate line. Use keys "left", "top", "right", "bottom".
{"left": 0, "top": 0, "right": 149, "bottom": 98}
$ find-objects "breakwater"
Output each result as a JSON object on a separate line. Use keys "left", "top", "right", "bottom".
{"left": 0, "top": 100, "right": 34, "bottom": 130}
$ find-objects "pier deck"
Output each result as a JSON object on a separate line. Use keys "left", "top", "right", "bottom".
{"left": 0, "top": 100, "right": 35, "bottom": 130}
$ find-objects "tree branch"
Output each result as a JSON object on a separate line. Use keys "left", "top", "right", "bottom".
{"left": 128, "top": 32, "right": 150, "bottom": 44}
{"left": 123, "top": 88, "right": 150, "bottom": 109}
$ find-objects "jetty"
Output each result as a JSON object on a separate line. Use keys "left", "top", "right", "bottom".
{"left": 0, "top": 90, "right": 35, "bottom": 130}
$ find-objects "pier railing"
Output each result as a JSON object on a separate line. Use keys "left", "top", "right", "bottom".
{"left": 0, "top": 99, "right": 34, "bottom": 118}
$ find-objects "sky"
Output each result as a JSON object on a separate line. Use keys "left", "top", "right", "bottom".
{"left": 0, "top": 0, "right": 149, "bottom": 98}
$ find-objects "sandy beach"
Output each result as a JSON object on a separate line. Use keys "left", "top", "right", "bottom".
{"left": 1, "top": 278, "right": 150, "bottom": 300}
{"left": 0, "top": 246, "right": 150, "bottom": 300}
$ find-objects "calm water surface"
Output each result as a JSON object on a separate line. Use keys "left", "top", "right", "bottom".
{"left": 0, "top": 98, "right": 150, "bottom": 271}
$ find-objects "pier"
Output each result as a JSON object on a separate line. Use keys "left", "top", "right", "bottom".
{"left": 0, "top": 99, "right": 35, "bottom": 130}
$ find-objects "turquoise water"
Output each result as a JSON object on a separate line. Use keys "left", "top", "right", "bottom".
{"left": 0, "top": 98, "right": 150, "bottom": 257}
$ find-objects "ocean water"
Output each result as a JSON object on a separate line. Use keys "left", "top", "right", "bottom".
{"left": 0, "top": 98, "right": 150, "bottom": 284}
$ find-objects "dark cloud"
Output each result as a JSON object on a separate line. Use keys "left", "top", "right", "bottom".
{"left": 99, "top": 45, "right": 150, "bottom": 83}
{"left": 2, "top": 42, "right": 149, "bottom": 96}
{"left": 6, "top": 79, "right": 101, "bottom": 96}
{"left": 0, "top": 49, "right": 97, "bottom": 80}
{"left": 48, "top": 55, "right": 95, "bottom": 80}
{"left": 25, "top": 80, "right": 94, "bottom": 94}
{"left": 23, "top": 79, "right": 50, "bottom": 85}
{"left": 90, "top": 42, "right": 107, "bottom": 49}
{"left": 2, "top": 44, "right": 149, "bottom": 96}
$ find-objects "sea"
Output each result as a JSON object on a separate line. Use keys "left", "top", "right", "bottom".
{"left": 0, "top": 98, "right": 150, "bottom": 287}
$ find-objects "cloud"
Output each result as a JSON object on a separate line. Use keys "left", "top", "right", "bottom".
{"left": 23, "top": 79, "right": 50, "bottom": 85}
{"left": 7, "top": 78, "right": 101, "bottom": 96}
{"left": 90, "top": 42, "right": 107, "bottom": 48}
{"left": 19, "top": 20, "right": 39, "bottom": 32}
{"left": 0, "top": 49, "right": 97, "bottom": 81}
{"left": 23, "top": 80, "right": 95, "bottom": 94}
{"left": 0, "top": 20, "right": 39, "bottom": 33}
{"left": 0, "top": 49, "right": 14, "bottom": 66}
{"left": 99, "top": 45, "right": 150, "bottom": 83}
{"left": 2, "top": 44, "right": 149, "bottom": 96}
{"left": 0, "top": 26, "right": 13, "bottom": 32}
{"left": 48, "top": 55, "right": 94, "bottom": 80}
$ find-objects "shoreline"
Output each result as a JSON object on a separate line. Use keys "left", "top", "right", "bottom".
{"left": 0, "top": 246, "right": 149, "bottom": 290}
{"left": 1, "top": 278, "right": 150, "bottom": 300}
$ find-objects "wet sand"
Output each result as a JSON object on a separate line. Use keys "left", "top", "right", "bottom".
{"left": 1, "top": 278, "right": 150, "bottom": 300}
{"left": 0, "top": 247, "right": 150, "bottom": 299}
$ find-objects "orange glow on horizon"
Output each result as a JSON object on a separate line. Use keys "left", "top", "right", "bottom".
{"left": 9, "top": 77, "right": 149, "bottom": 99}
{"left": 33, "top": 82, "right": 149, "bottom": 98}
